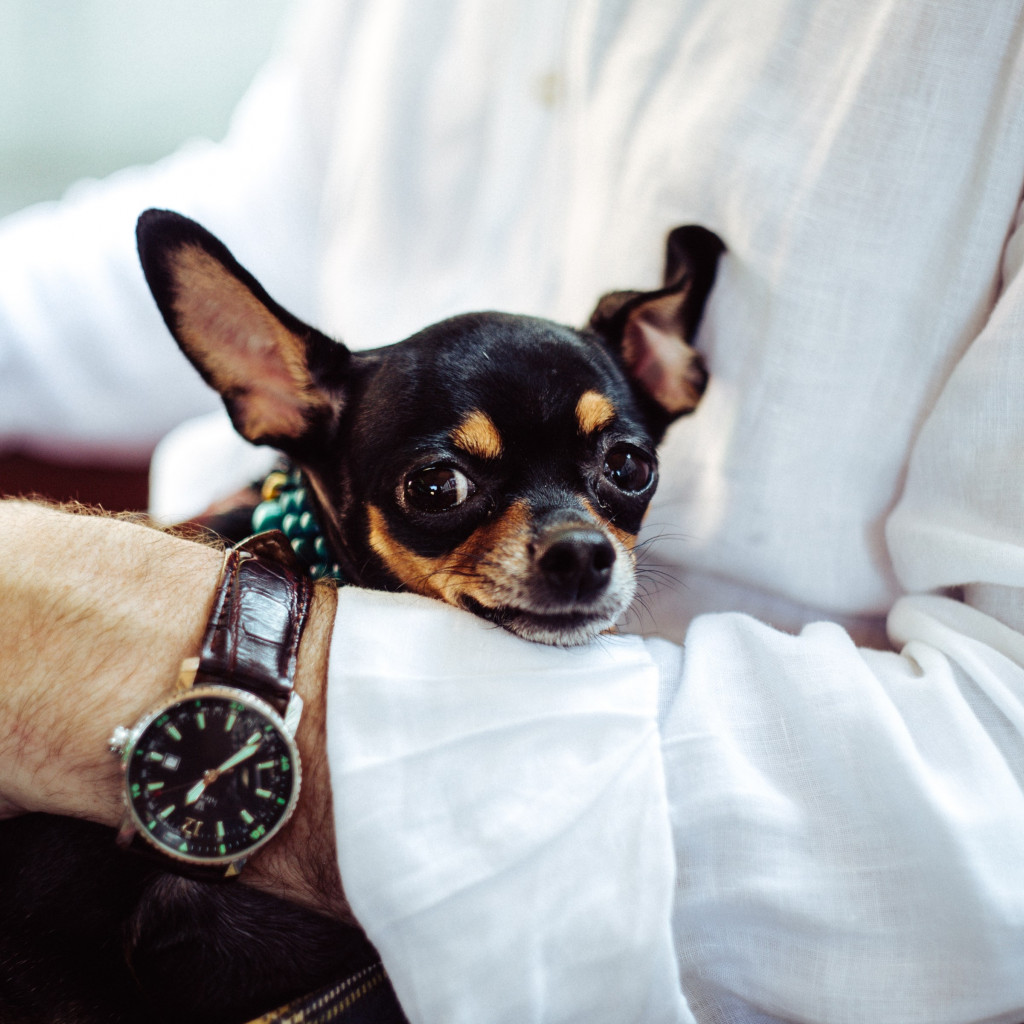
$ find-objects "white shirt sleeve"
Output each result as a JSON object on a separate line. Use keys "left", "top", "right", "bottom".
{"left": 664, "top": 612, "right": 1024, "bottom": 1024}
{"left": 325, "top": 587, "right": 693, "bottom": 1024}
{"left": 325, "top": 601, "right": 1024, "bottom": 1024}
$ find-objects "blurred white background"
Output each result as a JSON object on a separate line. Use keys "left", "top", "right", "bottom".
{"left": 0, "top": 0, "right": 292, "bottom": 218}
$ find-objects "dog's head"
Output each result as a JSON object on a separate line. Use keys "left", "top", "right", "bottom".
{"left": 137, "top": 210, "right": 723, "bottom": 645}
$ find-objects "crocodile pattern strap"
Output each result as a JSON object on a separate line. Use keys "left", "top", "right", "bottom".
{"left": 195, "top": 531, "right": 314, "bottom": 710}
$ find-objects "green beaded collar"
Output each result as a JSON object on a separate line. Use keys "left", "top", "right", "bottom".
{"left": 251, "top": 468, "right": 344, "bottom": 582}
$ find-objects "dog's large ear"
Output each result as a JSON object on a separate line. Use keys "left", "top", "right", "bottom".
{"left": 588, "top": 225, "right": 725, "bottom": 423}
{"left": 136, "top": 209, "right": 349, "bottom": 453}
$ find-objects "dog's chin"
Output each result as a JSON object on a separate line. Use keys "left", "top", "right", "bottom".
{"left": 461, "top": 596, "right": 624, "bottom": 647}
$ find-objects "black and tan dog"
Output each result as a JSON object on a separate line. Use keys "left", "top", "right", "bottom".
{"left": 138, "top": 209, "right": 722, "bottom": 646}
{"left": 0, "top": 212, "right": 723, "bottom": 1023}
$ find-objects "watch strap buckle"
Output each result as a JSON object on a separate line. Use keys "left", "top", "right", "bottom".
{"left": 177, "top": 655, "right": 201, "bottom": 692}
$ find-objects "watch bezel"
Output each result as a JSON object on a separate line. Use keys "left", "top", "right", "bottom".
{"left": 117, "top": 684, "right": 302, "bottom": 868}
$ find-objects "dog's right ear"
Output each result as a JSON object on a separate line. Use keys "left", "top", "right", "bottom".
{"left": 136, "top": 209, "right": 349, "bottom": 454}
{"left": 588, "top": 225, "right": 725, "bottom": 426}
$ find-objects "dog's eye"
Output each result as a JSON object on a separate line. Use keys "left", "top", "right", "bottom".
{"left": 603, "top": 445, "right": 654, "bottom": 493}
{"left": 405, "top": 465, "right": 475, "bottom": 512}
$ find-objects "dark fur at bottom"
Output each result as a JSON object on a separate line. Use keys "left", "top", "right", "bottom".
{"left": 0, "top": 815, "right": 384, "bottom": 1024}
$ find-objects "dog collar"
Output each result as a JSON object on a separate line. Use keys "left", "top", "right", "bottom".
{"left": 251, "top": 468, "right": 344, "bottom": 582}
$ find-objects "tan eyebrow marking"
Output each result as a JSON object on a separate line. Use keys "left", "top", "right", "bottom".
{"left": 576, "top": 390, "right": 616, "bottom": 435}
{"left": 452, "top": 409, "right": 503, "bottom": 460}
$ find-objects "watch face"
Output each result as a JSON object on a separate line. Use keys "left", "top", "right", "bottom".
{"left": 122, "top": 686, "right": 301, "bottom": 865}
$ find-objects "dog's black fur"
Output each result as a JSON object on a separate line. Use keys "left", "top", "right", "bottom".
{"left": 0, "top": 212, "right": 723, "bottom": 1023}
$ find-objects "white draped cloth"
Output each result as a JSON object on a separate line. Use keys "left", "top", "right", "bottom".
{"left": 2, "top": 2, "right": 1024, "bottom": 1021}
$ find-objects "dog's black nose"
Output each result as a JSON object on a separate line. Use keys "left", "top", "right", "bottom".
{"left": 537, "top": 528, "right": 615, "bottom": 602}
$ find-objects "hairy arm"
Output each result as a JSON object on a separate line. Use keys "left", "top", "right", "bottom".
{"left": 0, "top": 499, "right": 345, "bottom": 917}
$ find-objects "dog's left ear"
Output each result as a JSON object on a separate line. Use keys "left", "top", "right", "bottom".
{"left": 588, "top": 224, "right": 725, "bottom": 422}
{"left": 136, "top": 209, "right": 349, "bottom": 454}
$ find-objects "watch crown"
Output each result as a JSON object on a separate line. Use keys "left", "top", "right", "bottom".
{"left": 109, "top": 725, "right": 130, "bottom": 757}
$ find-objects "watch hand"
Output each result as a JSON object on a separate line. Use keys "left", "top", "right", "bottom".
{"left": 185, "top": 777, "right": 208, "bottom": 805}
{"left": 212, "top": 732, "right": 264, "bottom": 774}
{"left": 183, "top": 732, "right": 264, "bottom": 806}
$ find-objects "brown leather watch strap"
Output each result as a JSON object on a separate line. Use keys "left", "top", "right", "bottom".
{"left": 195, "top": 531, "right": 314, "bottom": 710}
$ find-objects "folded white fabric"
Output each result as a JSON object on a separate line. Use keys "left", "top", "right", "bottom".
{"left": 327, "top": 587, "right": 692, "bottom": 1024}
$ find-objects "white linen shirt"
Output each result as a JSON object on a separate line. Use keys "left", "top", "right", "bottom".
{"left": 2, "top": 1, "right": 1024, "bottom": 1021}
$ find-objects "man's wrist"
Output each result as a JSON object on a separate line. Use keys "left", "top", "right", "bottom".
{"left": 0, "top": 500, "right": 347, "bottom": 918}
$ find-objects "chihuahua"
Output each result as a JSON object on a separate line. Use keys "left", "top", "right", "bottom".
{"left": 137, "top": 209, "right": 723, "bottom": 646}
{"left": 0, "top": 212, "right": 723, "bottom": 1024}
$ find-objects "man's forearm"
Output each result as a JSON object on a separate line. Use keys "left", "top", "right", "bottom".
{"left": 0, "top": 499, "right": 345, "bottom": 917}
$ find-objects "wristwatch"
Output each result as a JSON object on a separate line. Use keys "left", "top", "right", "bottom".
{"left": 109, "top": 532, "right": 313, "bottom": 879}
